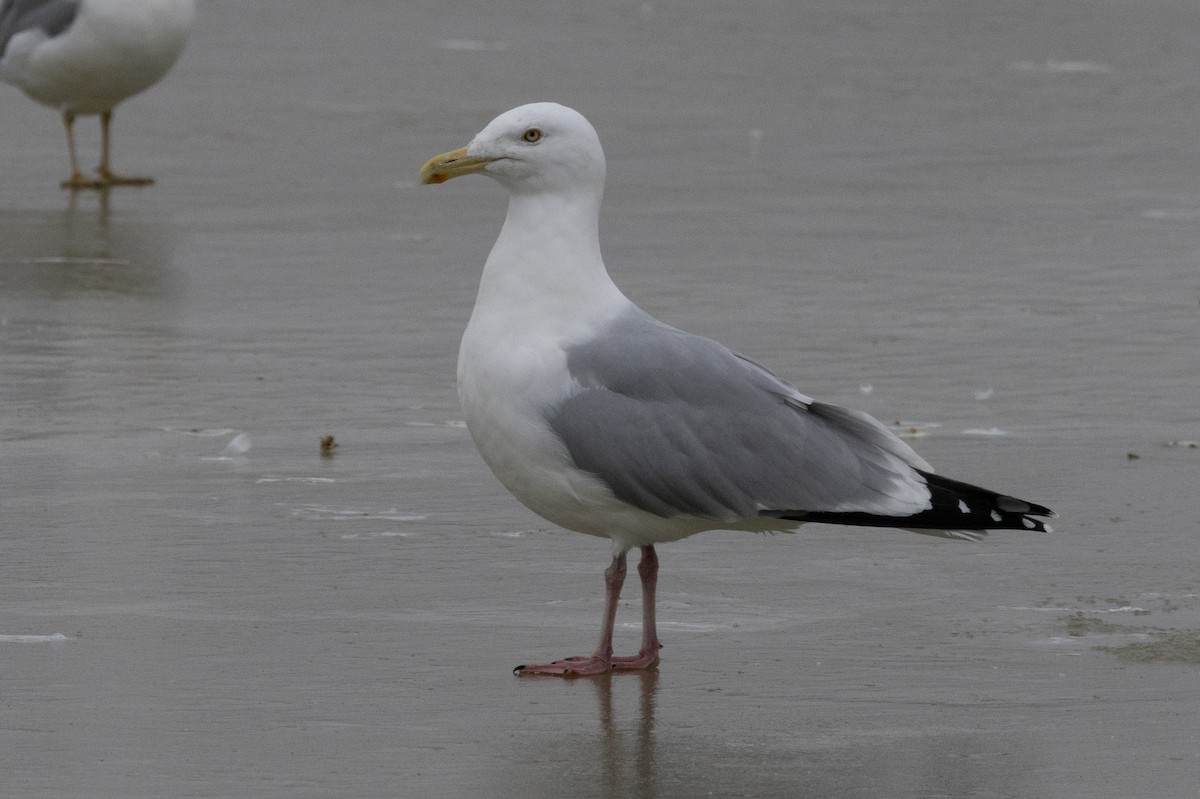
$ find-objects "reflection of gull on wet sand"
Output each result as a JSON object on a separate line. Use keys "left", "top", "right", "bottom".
{"left": 0, "top": 0, "right": 194, "bottom": 188}
{"left": 419, "top": 102, "right": 1055, "bottom": 677}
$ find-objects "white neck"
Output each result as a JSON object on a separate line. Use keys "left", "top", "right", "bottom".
{"left": 474, "top": 189, "right": 629, "bottom": 325}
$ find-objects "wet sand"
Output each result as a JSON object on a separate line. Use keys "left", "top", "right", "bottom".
{"left": 3, "top": 1, "right": 1199, "bottom": 796}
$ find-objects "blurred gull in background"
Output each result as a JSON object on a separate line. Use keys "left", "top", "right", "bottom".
{"left": 0, "top": 0, "right": 194, "bottom": 189}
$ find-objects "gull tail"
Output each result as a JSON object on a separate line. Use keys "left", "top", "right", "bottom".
{"left": 768, "top": 471, "right": 1056, "bottom": 542}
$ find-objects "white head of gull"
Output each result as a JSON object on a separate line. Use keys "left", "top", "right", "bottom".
{"left": 0, "top": 0, "right": 195, "bottom": 189}
{"left": 420, "top": 102, "right": 1055, "bottom": 677}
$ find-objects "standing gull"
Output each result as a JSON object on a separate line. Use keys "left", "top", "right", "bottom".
{"left": 0, "top": 0, "right": 195, "bottom": 189}
{"left": 419, "top": 103, "right": 1055, "bottom": 677}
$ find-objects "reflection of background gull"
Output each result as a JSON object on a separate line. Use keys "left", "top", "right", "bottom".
{"left": 0, "top": 200, "right": 180, "bottom": 425}
{"left": 0, "top": 0, "right": 194, "bottom": 189}
{"left": 0, "top": 204, "right": 175, "bottom": 297}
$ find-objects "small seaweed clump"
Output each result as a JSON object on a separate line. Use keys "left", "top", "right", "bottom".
{"left": 1098, "top": 632, "right": 1200, "bottom": 664}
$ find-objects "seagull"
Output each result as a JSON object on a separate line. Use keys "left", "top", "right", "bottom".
{"left": 0, "top": 0, "right": 195, "bottom": 189}
{"left": 419, "top": 102, "right": 1056, "bottom": 677}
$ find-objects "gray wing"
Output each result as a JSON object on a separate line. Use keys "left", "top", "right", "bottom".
{"left": 0, "top": 0, "right": 78, "bottom": 56}
{"left": 548, "top": 307, "right": 932, "bottom": 522}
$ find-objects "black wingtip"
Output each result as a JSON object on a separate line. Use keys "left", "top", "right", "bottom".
{"left": 768, "top": 472, "right": 1056, "bottom": 536}
{"left": 1002, "top": 495, "right": 1056, "bottom": 520}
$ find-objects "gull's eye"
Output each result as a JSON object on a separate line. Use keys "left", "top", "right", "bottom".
{"left": 522, "top": 128, "right": 543, "bottom": 143}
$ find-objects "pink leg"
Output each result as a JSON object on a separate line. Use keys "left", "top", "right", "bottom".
{"left": 612, "top": 546, "right": 661, "bottom": 670}
{"left": 516, "top": 545, "right": 662, "bottom": 678}
{"left": 514, "top": 550, "right": 628, "bottom": 677}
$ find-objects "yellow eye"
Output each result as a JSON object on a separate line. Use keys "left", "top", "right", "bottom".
{"left": 522, "top": 128, "right": 543, "bottom": 143}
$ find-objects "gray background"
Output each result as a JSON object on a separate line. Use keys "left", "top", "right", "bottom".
{"left": 3, "top": 1, "right": 1199, "bottom": 796}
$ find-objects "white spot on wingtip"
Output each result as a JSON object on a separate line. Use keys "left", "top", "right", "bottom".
{"left": 958, "top": 500, "right": 970, "bottom": 514}
{"left": 1023, "top": 518, "right": 1036, "bottom": 529}
{"left": 990, "top": 510, "right": 1003, "bottom": 522}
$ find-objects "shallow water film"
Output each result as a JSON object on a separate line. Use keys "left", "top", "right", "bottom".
{"left": 3, "top": 1, "right": 1199, "bottom": 797}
